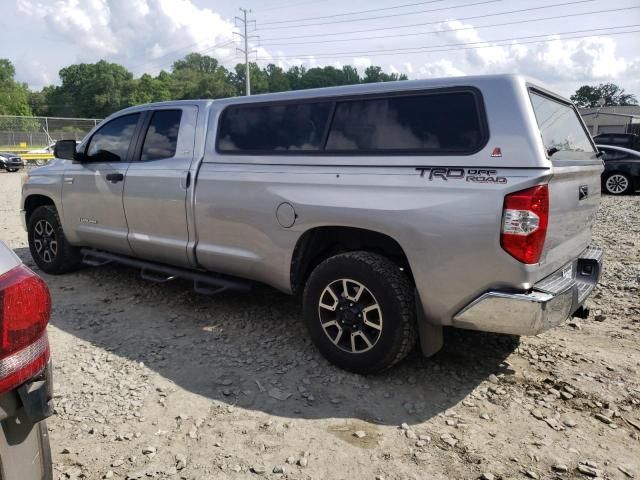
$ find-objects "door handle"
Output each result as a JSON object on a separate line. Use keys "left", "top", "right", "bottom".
{"left": 106, "top": 173, "right": 124, "bottom": 183}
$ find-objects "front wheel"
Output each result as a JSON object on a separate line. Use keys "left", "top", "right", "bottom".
{"left": 603, "top": 172, "right": 632, "bottom": 195}
{"left": 303, "top": 251, "right": 417, "bottom": 374}
{"left": 27, "top": 205, "right": 82, "bottom": 274}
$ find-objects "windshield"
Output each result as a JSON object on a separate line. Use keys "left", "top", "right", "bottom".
{"left": 529, "top": 90, "right": 595, "bottom": 159}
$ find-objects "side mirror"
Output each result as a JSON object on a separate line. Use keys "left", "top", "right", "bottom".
{"left": 53, "top": 140, "right": 79, "bottom": 161}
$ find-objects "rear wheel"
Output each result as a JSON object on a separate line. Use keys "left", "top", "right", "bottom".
{"left": 604, "top": 172, "right": 632, "bottom": 195}
{"left": 28, "top": 205, "right": 82, "bottom": 274}
{"left": 303, "top": 251, "right": 417, "bottom": 374}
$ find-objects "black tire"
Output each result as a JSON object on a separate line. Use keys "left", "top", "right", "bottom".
{"left": 6, "top": 167, "right": 19, "bottom": 172}
{"left": 303, "top": 251, "right": 417, "bottom": 374}
{"left": 28, "top": 205, "right": 82, "bottom": 274}
{"left": 603, "top": 172, "right": 633, "bottom": 195}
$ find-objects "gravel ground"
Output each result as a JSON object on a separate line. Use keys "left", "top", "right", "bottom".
{"left": 1, "top": 170, "right": 639, "bottom": 480}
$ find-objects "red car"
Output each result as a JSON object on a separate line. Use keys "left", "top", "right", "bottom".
{"left": 0, "top": 241, "right": 53, "bottom": 479}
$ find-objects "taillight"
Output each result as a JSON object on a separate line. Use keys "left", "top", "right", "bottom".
{"left": 501, "top": 185, "right": 549, "bottom": 264}
{"left": 0, "top": 264, "right": 51, "bottom": 394}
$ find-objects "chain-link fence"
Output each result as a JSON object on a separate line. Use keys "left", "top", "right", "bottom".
{"left": 0, "top": 115, "right": 102, "bottom": 149}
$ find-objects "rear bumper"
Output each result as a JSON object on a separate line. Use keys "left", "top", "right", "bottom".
{"left": 453, "top": 244, "right": 604, "bottom": 336}
{"left": 0, "top": 363, "right": 53, "bottom": 480}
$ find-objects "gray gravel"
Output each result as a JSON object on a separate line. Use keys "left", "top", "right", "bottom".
{"left": 1, "top": 171, "right": 639, "bottom": 479}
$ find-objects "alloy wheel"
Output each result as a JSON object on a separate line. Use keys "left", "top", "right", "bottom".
{"left": 606, "top": 174, "right": 629, "bottom": 194}
{"left": 33, "top": 219, "right": 58, "bottom": 263}
{"left": 318, "top": 278, "right": 383, "bottom": 354}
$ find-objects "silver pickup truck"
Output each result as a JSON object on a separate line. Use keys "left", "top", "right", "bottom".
{"left": 21, "top": 74, "right": 603, "bottom": 373}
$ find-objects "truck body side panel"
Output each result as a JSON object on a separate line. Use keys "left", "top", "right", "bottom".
{"left": 194, "top": 163, "right": 550, "bottom": 325}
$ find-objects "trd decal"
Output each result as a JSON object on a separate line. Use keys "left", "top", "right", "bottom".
{"left": 416, "top": 167, "right": 507, "bottom": 184}
{"left": 416, "top": 167, "right": 465, "bottom": 180}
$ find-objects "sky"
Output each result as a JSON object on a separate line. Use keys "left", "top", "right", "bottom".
{"left": 1, "top": 0, "right": 639, "bottom": 99}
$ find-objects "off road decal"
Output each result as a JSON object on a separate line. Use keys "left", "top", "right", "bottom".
{"left": 416, "top": 167, "right": 507, "bottom": 184}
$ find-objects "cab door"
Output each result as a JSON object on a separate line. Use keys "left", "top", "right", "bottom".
{"left": 61, "top": 113, "right": 142, "bottom": 255}
{"left": 122, "top": 107, "right": 198, "bottom": 267}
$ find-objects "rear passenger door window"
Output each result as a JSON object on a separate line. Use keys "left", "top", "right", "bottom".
{"left": 217, "top": 102, "right": 332, "bottom": 152}
{"left": 140, "top": 110, "right": 182, "bottom": 161}
{"left": 85, "top": 113, "right": 140, "bottom": 162}
{"left": 326, "top": 92, "right": 484, "bottom": 153}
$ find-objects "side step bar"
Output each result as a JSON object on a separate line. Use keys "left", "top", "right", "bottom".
{"left": 80, "top": 249, "right": 251, "bottom": 295}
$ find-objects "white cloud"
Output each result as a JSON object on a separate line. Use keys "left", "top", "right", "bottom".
{"left": 17, "top": 0, "right": 236, "bottom": 75}
{"left": 417, "top": 59, "right": 465, "bottom": 78}
{"left": 429, "top": 20, "right": 630, "bottom": 84}
{"left": 353, "top": 57, "right": 372, "bottom": 69}
{"left": 7, "top": 0, "right": 639, "bottom": 98}
{"left": 12, "top": 59, "right": 53, "bottom": 90}
{"left": 434, "top": 20, "right": 508, "bottom": 68}
{"left": 517, "top": 36, "right": 628, "bottom": 82}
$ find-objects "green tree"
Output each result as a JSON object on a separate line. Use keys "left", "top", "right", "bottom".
{"left": 363, "top": 65, "right": 408, "bottom": 83}
{"left": 299, "top": 66, "right": 348, "bottom": 89}
{"left": 264, "top": 64, "right": 290, "bottom": 92}
{"left": 341, "top": 65, "right": 360, "bottom": 85}
{"left": 130, "top": 73, "right": 172, "bottom": 104}
{"left": 0, "top": 59, "right": 33, "bottom": 116}
{"left": 233, "top": 62, "right": 269, "bottom": 95}
{"left": 46, "top": 60, "right": 136, "bottom": 117}
{"left": 285, "top": 65, "right": 307, "bottom": 91}
{"left": 11, "top": 53, "right": 413, "bottom": 118}
{"left": 0, "top": 59, "right": 16, "bottom": 83}
{"left": 570, "top": 83, "right": 638, "bottom": 108}
{"left": 170, "top": 54, "right": 235, "bottom": 99}
{"left": 173, "top": 53, "right": 221, "bottom": 74}
{"left": 29, "top": 88, "right": 50, "bottom": 116}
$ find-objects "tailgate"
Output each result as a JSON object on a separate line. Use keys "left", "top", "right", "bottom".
{"left": 528, "top": 89, "right": 603, "bottom": 279}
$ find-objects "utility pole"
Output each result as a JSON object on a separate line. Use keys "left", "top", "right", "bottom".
{"left": 234, "top": 8, "right": 258, "bottom": 96}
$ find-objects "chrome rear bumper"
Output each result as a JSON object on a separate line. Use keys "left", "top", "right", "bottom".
{"left": 453, "top": 244, "right": 604, "bottom": 336}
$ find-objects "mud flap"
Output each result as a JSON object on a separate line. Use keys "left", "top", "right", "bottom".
{"left": 415, "top": 293, "right": 443, "bottom": 357}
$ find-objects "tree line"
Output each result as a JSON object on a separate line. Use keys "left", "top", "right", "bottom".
{"left": 1, "top": 53, "right": 407, "bottom": 119}
{"left": 1, "top": 52, "right": 637, "bottom": 120}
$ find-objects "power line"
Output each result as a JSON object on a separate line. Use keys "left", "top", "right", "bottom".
{"left": 217, "top": 53, "right": 240, "bottom": 65}
{"left": 141, "top": 41, "right": 236, "bottom": 73}
{"left": 259, "top": 0, "right": 448, "bottom": 25}
{"left": 256, "top": 25, "right": 640, "bottom": 60}
{"left": 257, "top": 0, "right": 598, "bottom": 40}
{"left": 259, "top": 5, "right": 640, "bottom": 47}
{"left": 128, "top": 39, "right": 235, "bottom": 73}
{"left": 257, "top": 0, "right": 506, "bottom": 30}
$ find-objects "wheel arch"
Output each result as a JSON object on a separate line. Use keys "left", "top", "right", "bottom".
{"left": 290, "top": 226, "right": 414, "bottom": 295}
{"left": 24, "top": 194, "right": 56, "bottom": 225}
